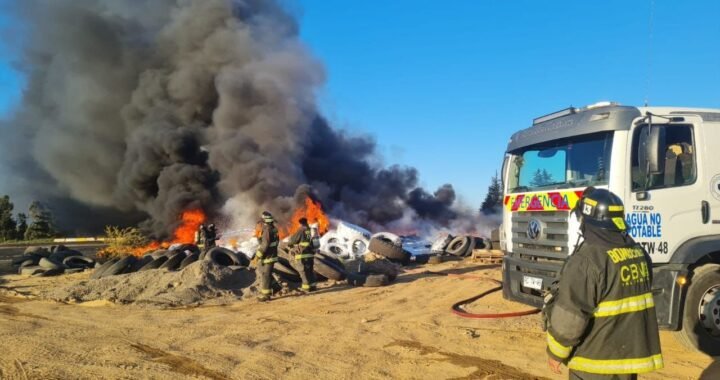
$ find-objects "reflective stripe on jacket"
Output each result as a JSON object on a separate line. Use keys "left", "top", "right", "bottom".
{"left": 546, "top": 225, "right": 663, "bottom": 375}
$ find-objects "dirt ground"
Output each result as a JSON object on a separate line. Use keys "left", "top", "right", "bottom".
{"left": 0, "top": 260, "right": 714, "bottom": 380}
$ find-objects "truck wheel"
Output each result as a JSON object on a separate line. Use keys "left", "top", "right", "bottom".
{"left": 675, "top": 264, "right": 720, "bottom": 356}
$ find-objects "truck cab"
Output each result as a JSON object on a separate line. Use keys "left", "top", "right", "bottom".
{"left": 500, "top": 102, "right": 720, "bottom": 354}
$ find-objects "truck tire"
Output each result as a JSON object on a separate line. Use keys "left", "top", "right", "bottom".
{"left": 446, "top": 236, "right": 472, "bottom": 256}
{"left": 129, "top": 255, "right": 154, "bottom": 272}
{"left": 159, "top": 252, "right": 186, "bottom": 271}
{"left": 371, "top": 232, "right": 402, "bottom": 246}
{"left": 174, "top": 244, "right": 201, "bottom": 256}
{"left": 12, "top": 254, "right": 41, "bottom": 266}
{"left": 178, "top": 252, "right": 199, "bottom": 270}
{"left": 101, "top": 256, "right": 137, "bottom": 277}
{"left": 39, "top": 257, "right": 64, "bottom": 270}
{"left": 205, "top": 247, "right": 240, "bottom": 266}
{"left": 314, "top": 257, "right": 347, "bottom": 281}
{"left": 19, "top": 266, "right": 44, "bottom": 276}
{"left": 62, "top": 256, "right": 96, "bottom": 269}
{"left": 138, "top": 256, "right": 168, "bottom": 271}
{"left": 90, "top": 259, "right": 119, "bottom": 279}
{"left": 273, "top": 259, "right": 301, "bottom": 283}
{"left": 368, "top": 237, "right": 410, "bottom": 264}
{"left": 675, "top": 264, "right": 720, "bottom": 356}
{"left": 316, "top": 252, "right": 344, "bottom": 268}
{"left": 150, "top": 249, "right": 168, "bottom": 259}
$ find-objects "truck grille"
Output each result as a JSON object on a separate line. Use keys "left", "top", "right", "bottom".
{"left": 511, "top": 211, "right": 569, "bottom": 263}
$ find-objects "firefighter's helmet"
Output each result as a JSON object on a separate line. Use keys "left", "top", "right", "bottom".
{"left": 261, "top": 211, "right": 274, "bottom": 223}
{"left": 573, "top": 188, "right": 626, "bottom": 231}
{"left": 298, "top": 217, "right": 308, "bottom": 226}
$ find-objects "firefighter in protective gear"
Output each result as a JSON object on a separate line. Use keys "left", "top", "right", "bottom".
{"left": 255, "top": 211, "right": 280, "bottom": 301}
{"left": 545, "top": 188, "right": 663, "bottom": 379}
{"left": 287, "top": 217, "right": 317, "bottom": 292}
{"left": 204, "top": 223, "right": 219, "bottom": 250}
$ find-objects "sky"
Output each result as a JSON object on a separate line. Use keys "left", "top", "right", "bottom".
{"left": 2, "top": 0, "right": 720, "bottom": 208}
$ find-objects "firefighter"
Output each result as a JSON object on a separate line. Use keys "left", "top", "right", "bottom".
{"left": 287, "top": 217, "right": 317, "bottom": 292}
{"left": 545, "top": 188, "right": 663, "bottom": 379}
{"left": 254, "top": 211, "right": 280, "bottom": 301}
{"left": 204, "top": 223, "right": 219, "bottom": 250}
{"left": 195, "top": 224, "right": 206, "bottom": 247}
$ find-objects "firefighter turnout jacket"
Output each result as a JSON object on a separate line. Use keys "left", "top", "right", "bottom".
{"left": 256, "top": 222, "right": 280, "bottom": 264}
{"left": 287, "top": 225, "right": 314, "bottom": 259}
{"left": 546, "top": 224, "right": 663, "bottom": 375}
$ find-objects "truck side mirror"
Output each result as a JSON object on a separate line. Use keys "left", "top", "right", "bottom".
{"left": 638, "top": 125, "right": 666, "bottom": 186}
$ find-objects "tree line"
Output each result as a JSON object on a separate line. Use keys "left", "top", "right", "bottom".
{"left": 0, "top": 195, "right": 56, "bottom": 242}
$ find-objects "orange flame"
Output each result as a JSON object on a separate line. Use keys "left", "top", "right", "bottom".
{"left": 132, "top": 209, "right": 207, "bottom": 255}
{"left": 279, "top": 196, "right": 330, "bottom": 238}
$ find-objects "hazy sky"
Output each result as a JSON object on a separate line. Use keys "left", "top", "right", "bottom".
{"left": 2, "top": 0, "right": 719, "bottom": 207}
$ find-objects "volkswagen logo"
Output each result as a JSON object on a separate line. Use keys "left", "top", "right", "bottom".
{"left": 527, "top": 219, "right": 542, "bottom": 240}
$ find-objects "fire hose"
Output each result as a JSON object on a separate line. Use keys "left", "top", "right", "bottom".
{"left": 425, "top": 271, "right": 541, "bottom": 319}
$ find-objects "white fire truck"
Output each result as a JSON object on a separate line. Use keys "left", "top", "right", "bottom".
{"left": 500, "top": 102, "right": 720, "bottom": 354}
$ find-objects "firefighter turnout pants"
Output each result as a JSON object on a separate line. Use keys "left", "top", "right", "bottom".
{"left": 293, "top": 255, "right": 316, "bottom": 291}
{"left": 256, "top": 259, "right": 276, "bottom": 299}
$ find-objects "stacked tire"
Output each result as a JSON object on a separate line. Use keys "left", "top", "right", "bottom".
{"left": 12, "top": 246, "right": 96, "bottom": 277}
{"left": 367, "top": 234, "right": 410, "bottom": 265}
{"left": 91, "top": 245, "right": 251, "bottom": 279}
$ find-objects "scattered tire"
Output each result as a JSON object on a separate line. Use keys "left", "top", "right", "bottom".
{"left": 314, "top": 257, "right": 347, "bottom": 281}
{"left": 674, "top": 264, "right": 720, "bottom": 355}
{"left": 39, "top": 257, "right": 64, "bottom": 270}
{"left": 63, "top": 256, "right": 95, "bottom": 269}
{"left": 178, "top": 252, "right": 199, "bottom": 270}
{"left": 273, "top": 258, "right": 301, "bottom": 283}
{"left": 235, "top": 252, "right": 251, "bottom": 267}
{"left": 446, "top": 236, "right": 472, "bottom": 256}
{"left": 138, "top": 256, "right": 168, "bottom": 271}
{"left": 101, "top": 256, "right": 137, "bottom": 277}
{"left": 91, "top": 259, "right": 119, "bottom": 279}
{"left": 316, "top": 252, "right": 344, "bottom": 268}
{"left": 19, "top": 259, "right": 38, "bottom": 268}
{"left": 12, "top": 254, "right": 41, "bottom": 266}
{"left": 371, "top": 232, "right": 402, "bottom": 246}
{"left": 368, "top": 237, "right": 410, "bottom": 264}
{"left": 19, "top": 266, "right": 44, "bottom": 276}
{"left": 159, "top": 252, "right": 186, "bottom": 271}
{"left": 51, "top": 244, "right": 69, "bottom": 253}
{"left": 64, "top": 268, "right": 85, "bottom": 274}
{"left": 205, "top": 247, "right": 240, "bottom": 266}
{"left": 24, "top": 246, "right": 50, "bottom": 257}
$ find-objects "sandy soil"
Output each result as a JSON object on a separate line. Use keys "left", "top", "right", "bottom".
{"left": 0, "top": 260, "right": 713, "bottom": 380}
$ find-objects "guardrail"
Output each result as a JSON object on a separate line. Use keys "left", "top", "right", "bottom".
{"left": 52, "top": 237, "right": 106, "bottom": 243}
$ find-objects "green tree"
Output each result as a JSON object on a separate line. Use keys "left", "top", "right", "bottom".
{"left": 480, "top": 172, "right": 503, "bottom": 215}
{"left": 530, "top": 169, "right": 554, "bottom": 187}
{"left": 16, "top": 213, "right": 28, "bottom": 241}
{"left": 0, "top": 195, "right": 17, "bottom": 241}
{"left": 24, "top": 201, "right": 55, "bottom": 240}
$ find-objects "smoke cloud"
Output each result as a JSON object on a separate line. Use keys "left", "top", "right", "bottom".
{"left": 0, "top": 0, "right": 473, "bottom": 238}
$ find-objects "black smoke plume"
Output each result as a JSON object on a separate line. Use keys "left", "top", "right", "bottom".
{"left": 0, "top": 0, "right": 466, "bottom": 237}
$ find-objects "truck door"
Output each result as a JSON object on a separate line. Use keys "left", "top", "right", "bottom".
{"left": 625, "top": 116, "right": 708, "bottom": 264}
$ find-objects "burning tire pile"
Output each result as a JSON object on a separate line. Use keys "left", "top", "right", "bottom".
{"left": 89, "top": 245, "right": 250, "bottom": 279}
{"left": 11, "top": 245, "right": 97, "bottom": 277}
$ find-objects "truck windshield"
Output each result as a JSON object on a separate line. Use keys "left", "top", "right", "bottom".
{"left": 508, "top": 132, "right": 613, "bottom": 193}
